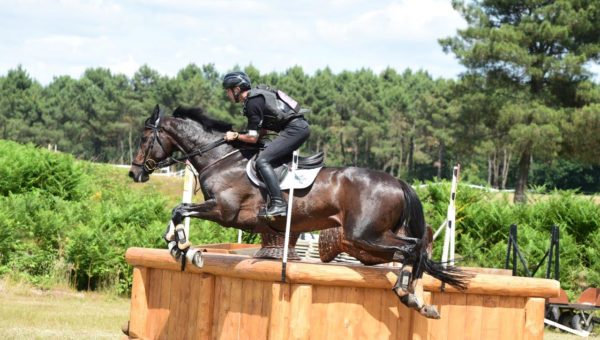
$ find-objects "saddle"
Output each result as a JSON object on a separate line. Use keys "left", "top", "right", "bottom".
{"left": 246, "top": 151, "right": 325, "bottom": 190}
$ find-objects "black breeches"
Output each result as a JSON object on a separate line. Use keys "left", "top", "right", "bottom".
{"left": 256, "top": 118, "right": 310, "bottom": 167}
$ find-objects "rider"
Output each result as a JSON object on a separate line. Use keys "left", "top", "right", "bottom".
{"left": 222, "top": 71, "right": 310, "bottom": 218}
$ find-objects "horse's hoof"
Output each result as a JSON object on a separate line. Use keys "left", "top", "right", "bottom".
{"left": 168, "top": 241, "right": 182, "bottom": 260}
{"left": 419, "top": 305, "right": 440, "bottom": 319}
{"left": 121, "top": 320, "right": 130, "bottom": 336}
{"left": 186, "top": 249, "right": 204, "bottom": 268}
{"left": 163, "top": 221, "right": 176, "bottom": 242}
{"left": 398, "top": 292, "right": 421, "bottom": 309}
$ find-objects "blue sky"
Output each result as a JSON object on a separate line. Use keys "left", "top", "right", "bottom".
{"left": 2, "top": 0, "right": 476, "bottom": 85}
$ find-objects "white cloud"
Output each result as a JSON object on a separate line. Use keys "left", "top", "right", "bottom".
{"left": 316, "top": 0, "right": 464, "bottom": 43}
{"left": 126, "top": 0, "right": 271, "bottom": 15}
{"left": 27, "top": 35, "right": 111, "bottom": 56}
{"left": 0, "top": 0, "right": 469, "bottom": 84}
{"left": 106, "top": 55, "right": 141, "bottom": 77}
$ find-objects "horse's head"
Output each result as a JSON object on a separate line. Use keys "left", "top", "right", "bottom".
{"left": 129, "top": 105, "right": 176, "bottom": 182}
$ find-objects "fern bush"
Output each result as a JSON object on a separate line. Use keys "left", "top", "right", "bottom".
{"left": 0, "top": 141, "right": 170, "bottom": 294}
{"left": 1, "top": 140, "right": 598, "bottom": 297}
{"left": 0, "top": 140, "right": 87, "bottom": 200}
{"left": 417, "top": 181, "right": 600, "bottom": 294}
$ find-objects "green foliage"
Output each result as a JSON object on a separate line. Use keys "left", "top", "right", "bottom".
{"left": 2, "top": 61, "right": 600, "bottom": 191}
{"left": 0, "top": 140, "right": 261, "bottom": 295}
{"left": 0, "top": 190, "right": 80, "bottom": 288}
{"left": 419, "top": 182, "right": 600, "bottom": 293}
{"left": 0, "top": 141, "right": 169, "bottom": 294}
{"left": 0, "top": 141, "right": 598, "bottom": 298}
{"left": 0, "top": 140, "right": 87, "bottom": 200}
{"left": 584, "top": 228, "right": 600, "bottom": 288}
{"left": 189, "top": 219, "right": 239, "bottom": 245}
{"left": 532, "top": 159, "right": 600, "bottom": 193}
{"left": 1, "top": 54, "right": 600, "bottom": 297}
{"left": 440, "top": 0, "right": 600, "bottom": 201}
{"left": 64, "top": 194, "right": 167, "bottom": 294}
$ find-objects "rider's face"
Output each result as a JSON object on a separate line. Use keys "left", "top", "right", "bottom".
{"left": 226, "top": 87, "right": 241, "bottom": 103}
{"left": 225, "top": 88, "right": 235, "bottom": 102}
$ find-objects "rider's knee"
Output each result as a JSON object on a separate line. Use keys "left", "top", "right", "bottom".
{"left": 256, "top": 157, "right": 270, "bottom": 169}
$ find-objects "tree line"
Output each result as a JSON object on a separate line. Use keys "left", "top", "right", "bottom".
{"left": 1, "top": 63, "right": 599, "bottom": 197}
{"left": 1, "top": 0, "right": 599, "bottom": 201}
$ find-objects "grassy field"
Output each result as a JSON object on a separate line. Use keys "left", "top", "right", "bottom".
{"left": 0, "top": 279, "right": 129, "bottom": 339}
{"left": 126, "top": 171, "right": 188, "bottom": 205}
{"left": 545, "top": 330, "right": 599, "bottom": 339}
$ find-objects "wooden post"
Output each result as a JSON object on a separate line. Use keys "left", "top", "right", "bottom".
{"left": 128, "top": 267, "right": 149, "bottom": 338}
{"left": 125, "top": 248, "right": 558, "bottom": 340}
{"left": 524, "top": 298, "right": 545, "bottom": 340}
{"left": 289, "top": 284, "right": 312, "bottom": 339}
{"left": 268, "top": 283, "right": 291, "bottom": 339}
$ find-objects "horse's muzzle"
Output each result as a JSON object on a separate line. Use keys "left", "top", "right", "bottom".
{"left": 128, "top": 166, "right": 149, "bottom": 183}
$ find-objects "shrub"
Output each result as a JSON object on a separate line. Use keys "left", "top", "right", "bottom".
{"left": 1, "top": 141, "right": 598, "bottom": 298}
{"left": 418, "top": 181, "right": 600, "bottom": 293}
{"left": 0, "top": 140, "right": 88, "bottom": 200}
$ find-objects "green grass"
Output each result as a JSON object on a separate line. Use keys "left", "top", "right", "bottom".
{"left": 0, "top": 279, "right": 129, "bottom": 339}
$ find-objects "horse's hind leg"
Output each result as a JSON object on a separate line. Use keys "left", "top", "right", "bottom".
{"left": 392, "top": 263, "right": 440, "bottom": 319}
{"left": 347, "top": 229, "right": 440, "bottom": 319}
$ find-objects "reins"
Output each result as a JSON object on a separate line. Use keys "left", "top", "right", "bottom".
{"left": 131, "top": 117, "right": 228, "bottom": 174}
{"left": 155, "top": 139, "right": 228, "bottom": 170}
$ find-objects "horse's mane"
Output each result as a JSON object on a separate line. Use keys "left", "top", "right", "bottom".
{"left": 172, "top": 106, "right": 232, "bottom": 133}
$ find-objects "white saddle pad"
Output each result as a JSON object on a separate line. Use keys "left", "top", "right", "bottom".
{"left": 245, "top": 161, "right": 322, "bottom": 190}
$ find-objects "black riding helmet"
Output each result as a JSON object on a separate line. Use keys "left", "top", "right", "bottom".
{"left": 222, "top": 71, "right": 251, "bottom": 91}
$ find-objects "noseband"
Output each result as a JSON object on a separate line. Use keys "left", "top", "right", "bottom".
{"left": 131, "top": 118, "right": 169, "bottom": 173}
{"left": 131, "top": 116, "right": 227, "bottom": 175}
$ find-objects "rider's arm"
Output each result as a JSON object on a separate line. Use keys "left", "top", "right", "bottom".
{"left": 237, "top": 130, "right": 260, "bottom": 143}
{"left": 225, "top": 129, "right": 266, "bottom": 143}
{"left": 225, "top": 96, "right": 265, "bottom": 143}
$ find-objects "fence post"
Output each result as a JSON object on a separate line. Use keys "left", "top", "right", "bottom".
{"left": 282, "top": 150, "right": 299, "bottom": 282}
{"left": 441, "top": 164, "right": 460, "bottom": 267}
{"left": 182, "top": 161, "right": 194, "bottom": 238}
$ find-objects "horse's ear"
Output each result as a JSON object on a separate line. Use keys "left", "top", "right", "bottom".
{"left": 151, "top": 105, "right": 161, "bottom": 124}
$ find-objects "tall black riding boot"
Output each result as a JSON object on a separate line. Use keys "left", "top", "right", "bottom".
{"left": 256, "top": 160, "right": 287, "bottom": 218}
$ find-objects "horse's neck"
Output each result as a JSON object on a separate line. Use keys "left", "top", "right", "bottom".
{"left": 164, "top": 118, "right": 241, "bottom": 173}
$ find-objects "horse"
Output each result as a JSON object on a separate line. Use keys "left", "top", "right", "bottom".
{"left": 128, "top": 105, "right": 470, "bottom": 319}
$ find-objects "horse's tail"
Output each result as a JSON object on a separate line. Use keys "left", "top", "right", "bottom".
{"left": 397, "top": 180, "right": 471, "bottom": 291}
{"left": 421, "top": 255, "right": 471, "bottom": 290}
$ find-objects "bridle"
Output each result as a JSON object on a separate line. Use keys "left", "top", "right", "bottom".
{"left": 131, "top": 116, "right": 227, "bottom": 174}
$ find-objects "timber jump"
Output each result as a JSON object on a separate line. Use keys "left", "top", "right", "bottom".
{"left": 124, "top": 247, "right": 559, "bottom": 340}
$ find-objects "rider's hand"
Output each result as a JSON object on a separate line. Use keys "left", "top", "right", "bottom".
{"left": 224, "top": 131, "right": 239, "bottom": 141}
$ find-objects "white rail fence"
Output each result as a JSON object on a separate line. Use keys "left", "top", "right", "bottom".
{"left": 113, "top": 164, "right": 186, "bottom": 177}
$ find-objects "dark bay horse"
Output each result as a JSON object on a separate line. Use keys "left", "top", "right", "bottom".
{"left": 128, "top": 105, "right": 470, "bottom": 318}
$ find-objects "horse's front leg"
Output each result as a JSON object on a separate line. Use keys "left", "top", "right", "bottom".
{"left": 164, "top": 200, "right": 219, "bottom": 244}
{"left": 173, "top": 199, "right": 221, "bottom": 220}
{"left": 164, "top": 200, "right": 221, "bottom": 267}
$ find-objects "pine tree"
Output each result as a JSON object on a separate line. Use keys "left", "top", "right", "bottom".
{"left": 441, "top": 0, "right": 600, "bottom": 202}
